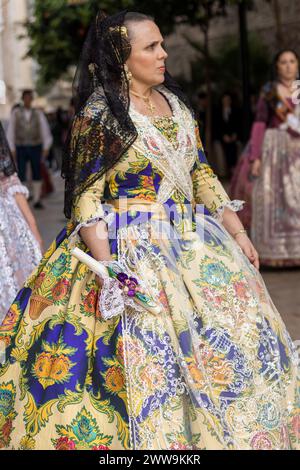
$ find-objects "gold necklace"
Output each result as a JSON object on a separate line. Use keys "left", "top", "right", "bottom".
{"left": 130, "top": 89, "right": 156, "bottom": 115}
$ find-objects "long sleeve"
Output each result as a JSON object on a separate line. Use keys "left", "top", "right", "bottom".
{"left": 192, "top": 124, "right": 233, "bottom": 215}
{"left": 248, "top": 95, "right": 269, "bottom": 162}
{"left": 38, "top": 111, "right": 53, "bottom": 151}
{"left": 72, "top": 176, "right": 106, "bottom": 227}
{"left": 69, "top": 175, "right": 108, "bottom": 247}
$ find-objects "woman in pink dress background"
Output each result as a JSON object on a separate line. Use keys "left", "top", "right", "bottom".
{"left": 230, "top": 49, "right": 300, "bottom": 266}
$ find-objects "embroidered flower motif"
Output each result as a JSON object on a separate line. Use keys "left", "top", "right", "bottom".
{"left": 104, "top": 366, "right": 125, "bottom": 393}
{"left": 291, "top": 415, "right": 300, "bottom": 439}
{"left": 0, "top": 336, "right": 10, "bottom": 347}
{"left": 198, "top": 344, "right": 214, "bottom": 365}
{"left": 233, "top": 281, "right": 249, "bottom": 300}
{"left": 0, "top": 304, "right": 20, "bottom": 333}
{"left": 280, "top": 424, "right": 289, "bottom": 447}
{"left": 125, "top": 337, "right": 146, "bottom": 365}
{"left": 55, "top": 436, "right": 76, "bottom": 450}
{"left": 34, "top": 272, "right": 46, "bottom": 289}
{"left": 1, "top": 419, "right": 12, "bottom": 441}
{"left": 0, "top": 381, "right": 17, "bottom": 449}
{"left": 169, "top": 442, "right": 190, "bottom": 450}
{"left": 139, "top": 175, "right": 153, "bottom": 190}
{"left": 19, "top": 435, "right": 36, "bottom": 450}
{"left": 250, "top": 431, "right": 273, "bottom": 450}
{"left": 32, "top": 339, "right": 76, "bottom": 389}
{"left": 32, "top": 352, "right": 74, "bottom": 389}
{"left": 52, "top": 407, "right": 113, "bottom": 450}
{"left": 158, "top": 290, "right": 169, "bottom": 310}
{"left": 51, "top": 279, "right": 70, "bottom": 302}
{"left": 92, "top": 444, "right": 110, "bottom": 450}
{"left": 258, "top": 402, "right": 280, "bottom": 430}
{"left": 145, "top": 136, "right": 160, "bottom": 155}
{"left": 209, "top": 357, "right": 234, "bottom": 387}
{"left": 203, "top": 287, "right": 224, "bottom": 306}
{"left": 201, "top": 260, "right": 232, "bottom": 288}
{"left": 140, "top": 362, "right": 166, "bottom": 393}
{"left": 186, "top": 359, "right": 205, "bottom": 389}
{"left": 83, "top": 288, "right": 98, "bottom": 314}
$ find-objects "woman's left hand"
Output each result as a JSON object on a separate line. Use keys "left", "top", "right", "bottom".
{"left": 31, "top": 227, "right": 44, "bottom": 253}
{"left": 235, "top": 233, "right": 260, "bottom": 270}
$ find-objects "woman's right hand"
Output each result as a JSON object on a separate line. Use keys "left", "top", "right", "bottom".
{"left": 96, "top": 276, "right": 104, "bottom": 288}
{"left": 251, "top": 159, "right": 261, "bottom": 177}
{"left": 95, "top": 258, "right": 114, "bottom": 288}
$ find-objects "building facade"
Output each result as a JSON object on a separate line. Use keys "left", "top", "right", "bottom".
{"left": 0, "top": 0, "right": 35, "bottom": 120}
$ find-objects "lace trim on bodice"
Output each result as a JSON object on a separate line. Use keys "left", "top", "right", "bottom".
{"left": 129, "top": 86, "right": 197, "bottom": 204}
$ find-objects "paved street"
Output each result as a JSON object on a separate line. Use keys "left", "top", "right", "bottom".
{"left": 34, "top": 172, "right": 300, "bottom": 340}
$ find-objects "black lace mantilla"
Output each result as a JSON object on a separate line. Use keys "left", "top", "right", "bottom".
{"left": 62, "top": 10, "right": 192, "bottom": 219}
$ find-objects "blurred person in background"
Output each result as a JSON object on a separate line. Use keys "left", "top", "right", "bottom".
{"left": 230, "top": 49, "right": 300, "bottom": 267}
{"left": 216, "top": 92, "right": 241, "bottom": 176}
{"left": 7, "top": 90, "right": 53, "bottom": 209}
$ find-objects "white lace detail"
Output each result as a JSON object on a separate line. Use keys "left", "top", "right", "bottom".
{"left": 68, "top": 217, "right": 103, "bottom": 248}
{"left": 99, "top": 277, "right": 144, "bottom": 320}
{"left": 212, "top": 199, "right": 245, "bottom": 222}
{"left": 0, "top": 189, "right": 42, "bottom": 321}
{"left": 156, "top": 177, "right": 177, "bottom": 204}
{"left": 113, "top": 215, "right": 299, "bottom": 450}
{"left": 116, "top": 224, "right": 190, "bottom": 449}
{"left": 129, "top": 86, "right": 197, "bottom": 203}
{"left": 117, "top": 223, "right": 165, "bottom": 276}
{"left": 103, "top": 211, "right": 115, "bottom": 227}
{"left": 68, "top": 212, "right": 114, "bottom": 248}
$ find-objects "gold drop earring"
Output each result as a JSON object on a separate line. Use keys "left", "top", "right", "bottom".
{"left": 124, "top": 64, "right": 133, "bottom": 86}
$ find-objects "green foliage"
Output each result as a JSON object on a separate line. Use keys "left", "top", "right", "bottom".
{"left": 188, "top": 32, "right": 271, "bottom": 99}
{"left": 25, "top": 0, "right": 269, "bottom": 88}
{"left": 214, "top": 33, "right": 271, "bottom": 93}
{"left": 25, "top": 0, "right": 135, "bottom": 86}
{"left": 26, "top": 0, "right": 233, "bottom": 86}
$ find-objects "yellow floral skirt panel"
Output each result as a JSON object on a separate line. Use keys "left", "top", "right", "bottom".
{"left": 0, "top": 210, "right": 299, "bottom": 450}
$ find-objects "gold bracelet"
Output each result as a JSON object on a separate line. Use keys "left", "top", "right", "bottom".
{"left": 233, "top": 229, "right": 247, "bottom": 239}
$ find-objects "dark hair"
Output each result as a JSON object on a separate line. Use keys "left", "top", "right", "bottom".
{"left": 272, "top": 48, "right": 300, "bottom": 79}
{"left": 22, "top": 89, "right": 33, "bottom": 100}
{"left": 124, "top": 12, "right": 154, "bottom": 40}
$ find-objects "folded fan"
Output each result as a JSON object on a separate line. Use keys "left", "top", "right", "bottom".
{"left": 71, "top": 247, "right": 161, "bottom": 315}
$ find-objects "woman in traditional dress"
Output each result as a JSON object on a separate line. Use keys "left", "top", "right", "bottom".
{"left": 0, "top": 12, "right": 299, "bottom": 451}
{"left": 0, "top": 122, "right": 42, "bottom": 322}
{"left": 230, "top": 49, "right": 300, "bottom": 266}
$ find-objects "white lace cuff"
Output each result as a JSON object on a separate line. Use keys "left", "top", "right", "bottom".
{"left": 68, "top": 212, "right": 115, "bottom": 248}
{"left": 98, "top": 276, "right": 144, "bottom": 320}
{"left": 212, "top": 200, "right": 245, "bottom": 222}
{"left": 7, "top": 184, "right": 29, "bottom": 199}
